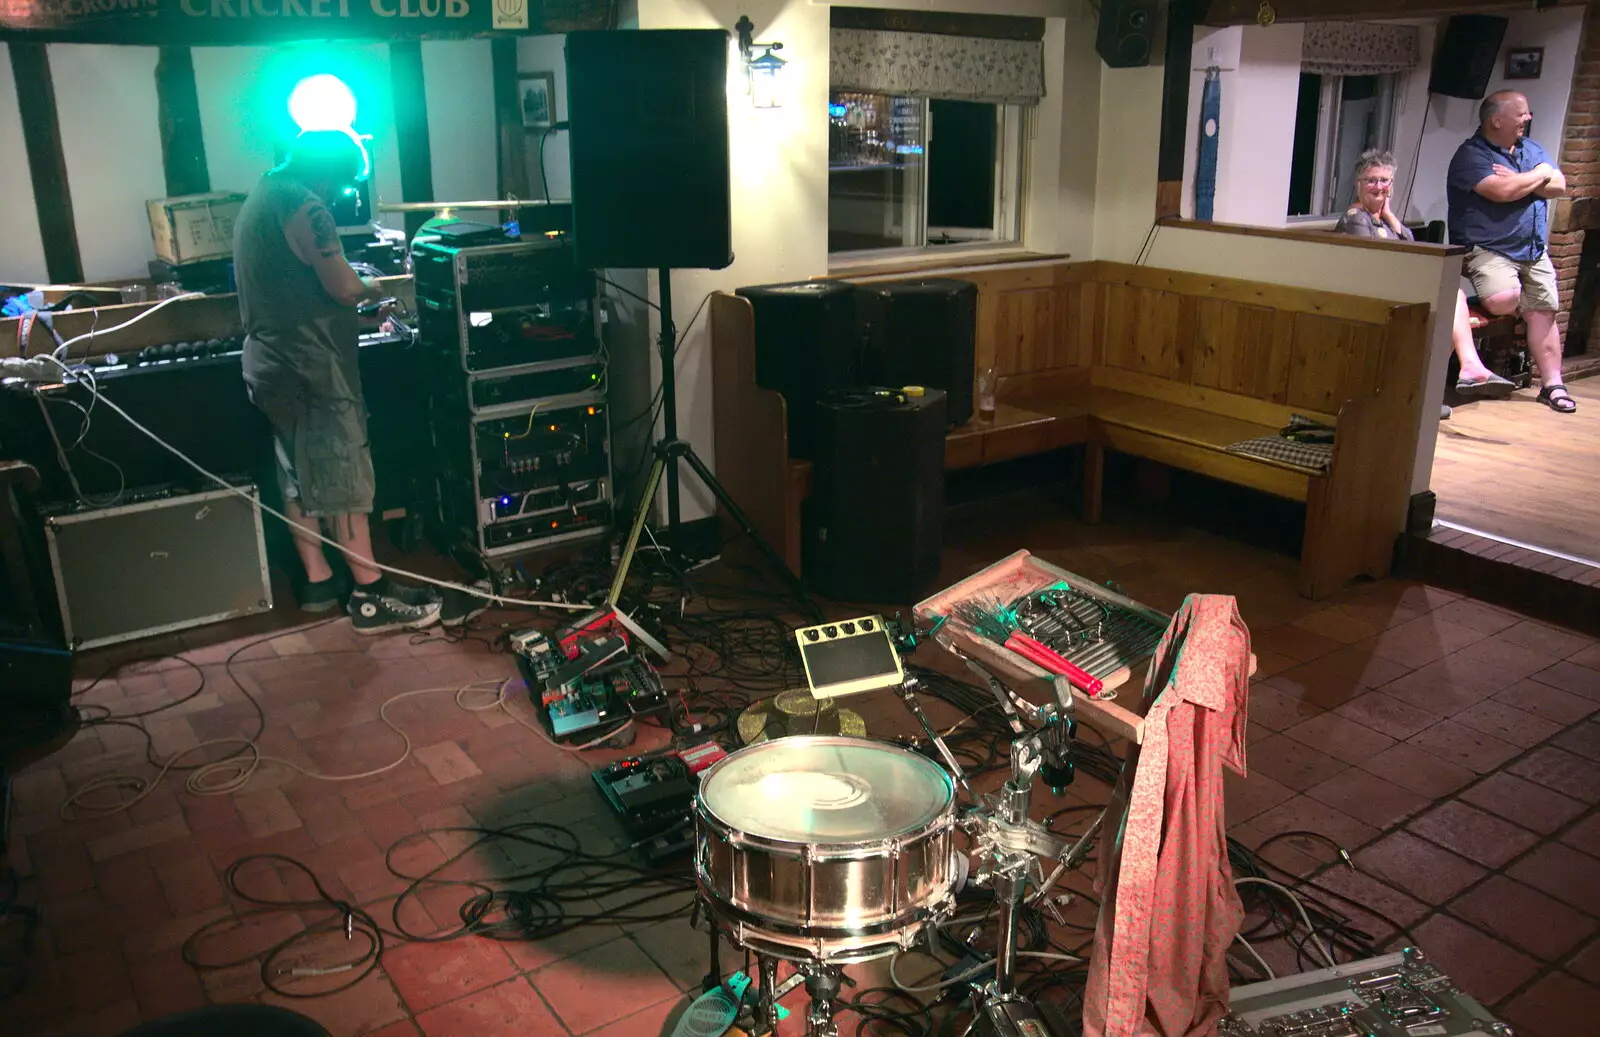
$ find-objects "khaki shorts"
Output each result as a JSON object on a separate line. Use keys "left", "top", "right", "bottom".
{"left": 1464, "top": 246, "right": 1560, "bottom": 312}
{"left": 247, "top": 382, "right": 376, "bottom": 518}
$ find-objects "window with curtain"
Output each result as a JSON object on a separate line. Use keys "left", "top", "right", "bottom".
{"left": 827, "top": 9, "right": 1044, "bottom": 257}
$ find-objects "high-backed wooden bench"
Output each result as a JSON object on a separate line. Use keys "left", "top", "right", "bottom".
{"left": 710, "top": 260, "right": 1432, "bottom": 600}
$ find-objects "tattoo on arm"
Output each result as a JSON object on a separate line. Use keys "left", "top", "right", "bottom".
{"left": 307, "top": 204, "right": 341, "bottom": 259}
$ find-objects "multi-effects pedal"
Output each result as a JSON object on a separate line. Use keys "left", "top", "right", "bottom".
{"left": 794, "top": 615, "right": 906, "bottom": 699}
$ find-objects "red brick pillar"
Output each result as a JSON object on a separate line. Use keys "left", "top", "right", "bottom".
{"left": 1553, "top": 4, "right": 1600, "bottom": 345}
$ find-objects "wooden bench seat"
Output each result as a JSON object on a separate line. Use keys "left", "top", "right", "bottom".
{"left": 711, "top": 259, "right": 1432, "bottom": 601}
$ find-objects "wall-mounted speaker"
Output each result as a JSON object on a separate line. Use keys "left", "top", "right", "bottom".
{"left": 564, "top": 30, "right": 734, "bottom": 271}
{"left": 1429, "top": 15, "right": 1510, "bottom": 100}
{"left": 1097, "top": 0, "right": 1159, "bottom": 69}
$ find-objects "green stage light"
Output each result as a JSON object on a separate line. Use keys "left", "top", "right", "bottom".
{"left": 288, "top": 73, "right": 358, "bottom": 133}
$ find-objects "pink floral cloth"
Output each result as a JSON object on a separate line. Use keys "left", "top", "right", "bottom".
{"left": 1081, "top": 594, "right": 1251, "bottom": 1037}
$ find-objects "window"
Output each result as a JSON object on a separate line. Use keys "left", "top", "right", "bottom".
{"left": 827, "top": 92, "right": 1026, "bottom": 257}
{"left": 1287, "top": 73, "right": 1399, "bottom": 219}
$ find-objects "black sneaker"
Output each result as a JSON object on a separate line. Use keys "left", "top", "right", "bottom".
{"left": 347, "top": 585, "right": 442, "bottom": 635}
{"left": 441, "top": 580, "right": 493, "bottom": 628}
{"left": 297, "top": 575, "right": 347, "bottom": 614}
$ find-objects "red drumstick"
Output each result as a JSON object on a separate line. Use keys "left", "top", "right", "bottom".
{"left": 1003, "top": 631, "right": 1105, "bottom": 697}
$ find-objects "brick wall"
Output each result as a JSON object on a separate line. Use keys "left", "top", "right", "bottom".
{"left": 1552, "top": 3, "right": 1600, "bottom": 341}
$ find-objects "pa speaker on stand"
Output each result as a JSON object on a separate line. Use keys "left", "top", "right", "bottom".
{"left": 1429, "top": 15, "right": 1509, "bottom": 100}
{"left": 805, "top": 387, "right": 946, "bottom": 606}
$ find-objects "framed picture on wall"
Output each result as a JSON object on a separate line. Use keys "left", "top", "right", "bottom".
{"left": 519, "top": 72, "right": 555, "bottom": 130}
{"left": 1505, "top": 47, "right": 1544, "bottom": 80}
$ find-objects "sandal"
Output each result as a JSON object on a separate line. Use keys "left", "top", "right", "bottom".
{"left": 1456, "top": 372, "right": 1516, "bottom": 398}
{"left": 1538, "top": 385, "right": 1578, "bottom": 413}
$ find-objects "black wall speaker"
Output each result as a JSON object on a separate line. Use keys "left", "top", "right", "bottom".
{"left": 806, "top": 388, "right": 947, "bottom": 605}
{"left": 1097, "top": 0, "right": 1159, "bottom": 68}
{"left": 1429, "top": 15, "right": 1510, "bottom": 100}
{"left": 858, "top": 279, "right": 977, "bottom": 427}
{"left": 735, "top": 281, "right": 862, "bottom": 461}
{"left": 565, "top": 30, "right": 734, "bottom": 271}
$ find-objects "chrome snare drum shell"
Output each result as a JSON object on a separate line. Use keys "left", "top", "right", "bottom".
{"left": 694, "top": 735, "right": 956, "bottom": 962}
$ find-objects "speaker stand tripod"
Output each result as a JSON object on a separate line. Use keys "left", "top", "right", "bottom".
{"left": 607, "top": 269, "right": 814, "bottom": 615}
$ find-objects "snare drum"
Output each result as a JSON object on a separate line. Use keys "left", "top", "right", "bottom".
{"left": 695, "top": 735, "right": 957, "bottom": 963}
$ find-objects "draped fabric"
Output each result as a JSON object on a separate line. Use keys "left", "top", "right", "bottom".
{"left": 1301, "top": 21, "right": 1422, "bottom": 77}
{"left": 830, "top": 28, "right": 1045, "bottom": 105}
{"left": 1195, "top": 71, "right": 1222, "bottom": 222}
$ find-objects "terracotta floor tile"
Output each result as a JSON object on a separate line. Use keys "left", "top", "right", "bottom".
{"left": 1408, "top": 800, "right": 1541, "bottom": 869}
{"left": 1502, "top": 971, "right": 1600, "bottom": 1037}
{"left": 1317, "top": 643, "right": 1414, "bottom": 688}
{"left": 1568, "top": 940, "right": 1600, "bottom": 986}
{"left": 1356, "top": 831, "right": 1487, "bottom": 904}
{"left": 1365, "top": 615, "right": 1482, "bottom": 669}
{"left": 1451, "top": 634, "right": 1560, "bottom": 686}
{"left": 1292, "top": 607, "right": 1383, "bottom": 645}
{"left": 361, "top": 1021, "right": 422, "bottom": 1037}
{"left": 1357, "top": 741, "right": 1477, "bottom": 799}
{"left": 631, "top": 917, "right": 747, "bottom": 992}
{"left": 1450, "top": 875, "right": 1598, "bottom": 961}
{"left": 1223, "top": 770, "right": 1297, "bottom": 826}
{"left": 529, "top": 936, "right": 680, "bottom": 1034}
{"left": 1246, "top": 682, "right": 1324, "bottom": 732}
{"left": 127, "top": 948, "right": 208, "bottom": 1021}
{"left": 1306, "top": 768, "right": 1432, "bottom": 829}
{"left": 1262, "top": 664, "right": 1367, "bottom": 710}
{"left": 1508, "top": 746, "right": 1600, "bottom": 802}
{"left": 1431, "top": 598, "right": 1521, "bottom": 636}
{"left": 1460, "top": 773, "right": 1587, "bottom": 835}
{"left": 1408, "top": 914, "right": 1542, "bottom": 1006}
{"left": 1242, "top": 735, "right": 1349, "bottom": 792}
{"left": 260, "top": 971, "right": 411, "bottom": 1037}
{"left": 1510, "top": 843, "right": 1600, "bottom": 912}
{"left": 412, "top": 975, "right": 565, "bottom": 1037}
{"left": 1407, "top": 720, "right": 1521, "bottom": 775}
{"left": 1332, "top": 692, "right": 1441, "bottom": 740}
{"left": 1498, "top": 619, "right": 1594, "bottom": 659}
{"left": 1281, "top": 712, "right": 1396, "bottom": 764}
{"left": 1533, "top": 661, "right": 1600, "bottom": 702}
{"left": 380, "top": 933, "right": 518, "bottom": 1015}
{"left": 577, "top": 994, "right": 686, "bottom": 1037}
{"left": 1252, "top": 624, "right": 1345, "bottom": 663}
{"left": 1229, "top": 795, "right": 1378, "bottom": 873}
{"left": 1450, "top": 698, "right": 1565, "bottom": 750}
{"left": 1307, "top": 868, "right": 1430, "bottom": 937}
{"left": 1563, "top": 813, "right": 1600, "bottom": 858}
{"left": 1571, "top": 643, "right": 1600, "bottom": 671}
{"left": 501, "top": 908, "right": 629, "bottom": 974}
{"left": 1554, "top": 721, "right": 1600, "bottom": 763}
{"left": 1379, "top": 665, "right": 1497, "bottom": 718}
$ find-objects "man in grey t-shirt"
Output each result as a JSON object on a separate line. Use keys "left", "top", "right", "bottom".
{"left": 234, "top": 130, "right": 440, "bottom": 633}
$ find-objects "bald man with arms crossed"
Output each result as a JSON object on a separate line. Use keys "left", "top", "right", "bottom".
{"left": 234, "top": 129, "right": 443, "bottom": 632}
{"left": 1446, "top": 90, "right": 1573, "bottom": 413}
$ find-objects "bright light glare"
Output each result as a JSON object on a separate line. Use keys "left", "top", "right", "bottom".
{"left": 289, "top": 74, "right": 357, "bottom": 132}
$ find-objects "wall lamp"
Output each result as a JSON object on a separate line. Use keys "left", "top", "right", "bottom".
{"left": 735, "top": 14, "right": 787, "bottom": 109}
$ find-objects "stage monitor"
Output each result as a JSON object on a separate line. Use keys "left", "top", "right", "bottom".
{"left": 565, "top": 30, "right": 734, "bottom": 272}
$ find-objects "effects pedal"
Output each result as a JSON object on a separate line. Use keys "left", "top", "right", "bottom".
{"left": 592, "top": 741, "right": 725, "bottom": 864}
{"left": 794, "top": 615, "right": 906, "bottom": 699}
{"left": 1221, "top": 948, "right": 1511, "bottom": 1037}
{"left": 511, "top": 630, "right": 669, "bottom": 742}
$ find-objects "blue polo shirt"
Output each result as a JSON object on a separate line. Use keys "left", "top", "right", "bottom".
{"left": 1446, "top": 131, "right": 1555, "bottom": 262}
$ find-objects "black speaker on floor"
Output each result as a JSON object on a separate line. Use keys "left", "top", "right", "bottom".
{"left": 1097, "top": 0, "right": 1159, "bottom": 68}
{"left": 736, "top": 281, "right": 862, "bottom": 460}
{"left": 564, "top": 30, "right": 734, "bottom": 271}
{"left": 806, "top": 388, "right": 946, "bottom": 605}
{"left": 858, "top": 279, "right": 977, "bottom": 427}
{"left": 1429, "top": 15, "right": 1509, "bottom": 100}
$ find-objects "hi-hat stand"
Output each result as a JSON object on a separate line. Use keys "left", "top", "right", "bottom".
{"left": 606, "top": 268, "right": 815, "bottom": 616}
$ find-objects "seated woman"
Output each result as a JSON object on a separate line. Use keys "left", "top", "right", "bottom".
{"left": 1334, "top": 149, "right": 1515, "bottom": 400}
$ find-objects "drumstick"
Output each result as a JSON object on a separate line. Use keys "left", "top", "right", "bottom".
{"left": 1004, "top": 631, "right": 1105, "bottom": 698}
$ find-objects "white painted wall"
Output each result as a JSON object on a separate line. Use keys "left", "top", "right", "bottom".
{"left": 1406, "top": 7, "right": 1585, "bottom": 228}
{"left": 516, "top": 34, "right": 571, "bottom": 202}
{"left": 423, "top": 40, "right": 498, "bottom": 206}
{"left": 0, "top": 46, "right": 49, "bottom": 286}
{"left": 49, "top": 46, "right": 167, "bottom": 283}
{"left": 1092, "top": 63, "right": 1164, "bottom": 263}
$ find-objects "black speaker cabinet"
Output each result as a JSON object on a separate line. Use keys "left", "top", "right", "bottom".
{"left": 806, "top": 388, "right": 946, "bottom": 605}
{"left": 858, "top": 279, "right": 977, "bottom": 427}
{"left": 565, "top": 30, "right": 734, "bottom": 271}
{"left": 736, "top": 281, "right": 862, "bottom": 461}
{"left": 1097, "top": 0, "right": 1159, "bottom": 68}
{"left": 1429, "top": 15, "right": 1509, "bottom": 100}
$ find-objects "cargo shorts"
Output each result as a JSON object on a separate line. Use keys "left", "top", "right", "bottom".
{"left": 248, "top": 382, "right": 376, "bottom": 519}
{"left": 1464, "top": 246, "right": 1560, "bottom": 313}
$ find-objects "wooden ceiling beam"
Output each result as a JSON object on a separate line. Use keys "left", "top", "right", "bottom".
{"left": 1201, "top": 0, "right": 1562, "bottom": 27}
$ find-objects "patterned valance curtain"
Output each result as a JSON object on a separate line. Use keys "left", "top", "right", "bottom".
{"left": 1301, "top": 22, "right": 1422, "bottom": 77}
{"left": 830, "top": 28, "right": 1046, "bottom": 106}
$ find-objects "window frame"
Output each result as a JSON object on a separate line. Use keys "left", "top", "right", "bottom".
{"left": 1288, "top": 72, "right": 1401, "bottom": 223}
{"left": 828, "top": 96, "right": 1030, "bottom": 263}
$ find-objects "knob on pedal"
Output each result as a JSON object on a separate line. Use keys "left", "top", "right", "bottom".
{"left": 823, "top": 625, "right": 838, "bottom": 638}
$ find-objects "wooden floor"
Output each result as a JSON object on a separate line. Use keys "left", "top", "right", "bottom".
{"left": 1432, "top": 378, "right": 1600, "bottom": 564}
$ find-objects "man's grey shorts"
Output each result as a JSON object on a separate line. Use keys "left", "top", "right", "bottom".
{"left": 248, "top": 383, "right": 376, "bottom": 518}
{"left": 1463, "top": 246, "right": 1560, "bottom": 313}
